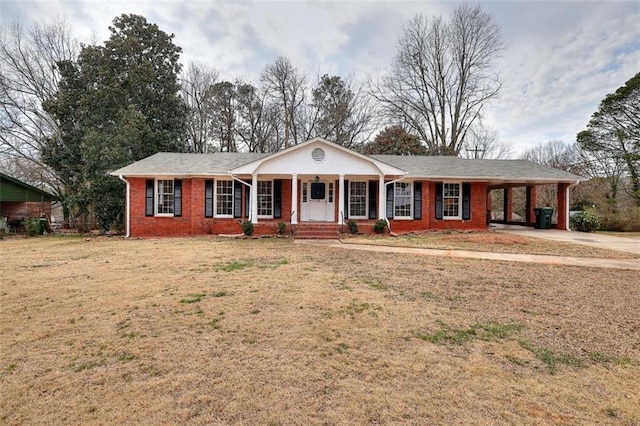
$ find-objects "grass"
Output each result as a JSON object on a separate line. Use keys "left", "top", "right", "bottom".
{"left": 1, "top": 235, "right": 639, "bottom": 424}
{"left": 344, "top": 230, "right": 640, "bottom": 259}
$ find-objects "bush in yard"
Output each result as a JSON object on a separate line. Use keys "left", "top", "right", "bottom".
{"left": 373, "top": 219, "right": 387, "bottom": 234}
{"left": 347, "top": 221, "right": 358, "bottom": 234}
{"left": 570, "top": 210, "right": 600, "bottom": 233}
{"left": 277, "top": 221, "right": 286, "bottom": 235}
{"left": 241, "top": 220, "right": 254, "bottom": 236}
{"left": 24, "top": 218, "right": 41, "bottom": 237}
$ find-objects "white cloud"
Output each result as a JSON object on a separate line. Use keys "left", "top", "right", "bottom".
{"left": 2, "top": 0, "right": 638, "bottom": 156}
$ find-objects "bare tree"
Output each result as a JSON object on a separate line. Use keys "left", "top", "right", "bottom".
{"left": 236, "top": 81, "right": 282, "bottom": 153}
{"left": 180, "top": 62, "right": 219, "bottom": 153}
{"left": 0, "top": 20, "right": 78, "bottom": 170}
{"left": 260, "top": 56, "right": 306, "bottom": 148}
{"left": 306, "top": 74, "right": 376, "bottom": 149}
{"left": 370, "top": 4, "right": 503, "bottom": 155}
{"left": 210, "top": 81, "right": 238, "bottom": 152}
{"left": 460, "top": 123, "right": 512, "bottom": 159}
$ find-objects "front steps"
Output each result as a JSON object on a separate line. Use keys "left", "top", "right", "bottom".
{"left": 292, "top": 223, "right": 343, "bottom": 239}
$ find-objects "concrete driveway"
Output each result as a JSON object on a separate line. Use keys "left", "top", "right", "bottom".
{"left": 493, "top": 225, "right": 640, "bottom": 255}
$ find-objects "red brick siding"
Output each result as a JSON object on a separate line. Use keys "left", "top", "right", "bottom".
{"left": 0, "top": 201, "right": 52, "bottom": 220}
{"left": 128, "top": 178, "right": 490, "bottom": 237}
{"left": 556, "top": 182, "right": 569, "bottom": 230}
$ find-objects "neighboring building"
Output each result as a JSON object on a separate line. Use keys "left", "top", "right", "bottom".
{"left": 111, "top": 138, "right": 585, "bottom": 238}
{"left": 0, "top": 172, "right": 58, "bottom": 231}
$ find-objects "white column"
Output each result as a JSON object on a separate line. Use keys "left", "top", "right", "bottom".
{"left": 338, "top": 174, "right": 345, "bottom": 225}
{"left": 251, "top": 173, "right": 259, "bottom": 224}
{"left": 291, "top": 174, "right": 298, "bottom": 224}
{"left": 378, "top": 175, "right": 386, "bottom": 219}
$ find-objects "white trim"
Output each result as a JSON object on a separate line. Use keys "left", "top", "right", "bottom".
{"left": 348, "top": 180, "right": 368, "bottom": 219}
{"left": 442, "top": 181, "right": 462, "bottom": 220}
{"left": 256, "top": 179, "right": 274, "bottom": 219}
{"left": 291, "top": 174, "right": 298, "bottom": 224}
{"left": 214, "top": 179, "right": 234, "bottom": 218}
{"left": 155, "top": 178, "right": 175, "bottom": 217}
{"left": 118, "top": 175, "right": 130, "bottom": 237}
{"left": 393, "top": 181, "right": 413, "bottom": 219}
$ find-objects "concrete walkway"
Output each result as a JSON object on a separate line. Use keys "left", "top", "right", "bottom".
{"left": 295, "top": 240, "right": 640, "bottom": 270}
{"left": 493, "top": 225, "right": 640, "bottom": 255}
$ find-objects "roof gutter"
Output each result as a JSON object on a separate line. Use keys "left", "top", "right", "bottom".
{"left": 565, "top": 180, "right": 581, "bottom": 231}
{"left": 383, "top": 175, "right": 406, "bottom": 231}
{"left": 231, "top": 174, "right": 252, "bottom": 221}
{"left": 117, "top": 175, "right": 130, "bottom": 238}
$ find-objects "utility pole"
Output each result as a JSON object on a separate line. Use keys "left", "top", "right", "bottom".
{"left": 466, "top": 145, "right": 485, "bottom": 159}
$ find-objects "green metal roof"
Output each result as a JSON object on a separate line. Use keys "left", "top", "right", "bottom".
{"left": 0, "top": 172, "right": 58, "bottom": 202}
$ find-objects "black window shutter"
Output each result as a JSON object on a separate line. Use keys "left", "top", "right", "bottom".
{"left": 414, "top": 181, "right": 422, "bottom": 220}
{"left": 274, "top": 180, "right": 282, "bottom": 218}
{"left": 386, "top": 183, "right": 394, "bottom": 218}
{"left": 435, "top": 183, "right": 443, "bottom": 220}
{"left": 205, "top": 180, "right": 213, "bottom": 218}
{"left": 462, "top": 183, "right": 471, "bottom": 220}
{"left": 233, "top": 180, "right": 242, "bottom": 219}
{"left": 244, "top": 183, "right": 250, "bottom": 218}
{"left": 368, "top": 181, "right": 377, "bottom": 219}
{"left": 174, "top": 179, "right": 182, "bottom": 217}
{"left": 343, "top": 180, "right": 349, "bottom": 219}
{"left": 145, "top": 179, "right": 154, "bottom": 216}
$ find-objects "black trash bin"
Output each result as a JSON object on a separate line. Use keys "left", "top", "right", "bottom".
{"left": 533, "top": 207, "right": 553, "bottom": 229}
{"left": 38, "top": 218, "right": 47, "bottom": 235}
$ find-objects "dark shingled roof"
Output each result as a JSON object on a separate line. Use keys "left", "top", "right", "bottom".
{"left": 111, "top": 152, "right": 584, "bottom": 183}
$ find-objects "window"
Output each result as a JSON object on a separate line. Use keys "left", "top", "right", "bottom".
{"left": 156, "top": 179, "right": 174, "bottom": 215}
{"left": 349, "top": 181, "right": 367, "bottom": 218}
{"left": 216, "top": 180, "right": 233, "bottom": 216}
{"left": 443, "top": 182, "right": 461, "bottom": 219}
{"left": 394, "top": 182, "right": 412, "bottom": 218}
{"left": 257, "top": 180, "right": 273, "bottom": 217}
{"left": 328, "top": 182, "right": 334, "bottom": 203}
{"left": 302, "top": 182, "right": 308, "bottom": 202}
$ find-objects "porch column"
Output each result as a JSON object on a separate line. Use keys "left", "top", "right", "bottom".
{"left": 291, "top": 174, "right": 298, "bottom": 224}
{"left": 378, "top": 175, "right": 385, "bottom": 219}
{"left": 504, "top": 187, "right": 513, "bottom": 223}
{"left": 338, "top": 174, "right": 345, "bottom": 224}
{"left": 251, "top": 173, "right": 259, "bottom": 224}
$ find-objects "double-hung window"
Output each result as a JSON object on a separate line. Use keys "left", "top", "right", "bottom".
{"left": 257, "top": 181, "right": 273, "bottom": 217}
{"left": 394, "top": 182, "right": 412, "bottom": 218}
{"left": 156, "top": 179, "right": 174, "bottom": 215}
{"left": 349, "top": 181, "right": 367, "bottom": 218}
{"left": 216, "top": 180, "right": 233, "bottom": 216}
{"left": 443, "top": 182, "right": 461, "bottom": 219}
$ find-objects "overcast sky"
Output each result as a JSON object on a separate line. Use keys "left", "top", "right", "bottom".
{"left": 1, "top": 0, "right": 638, "bottom": 156}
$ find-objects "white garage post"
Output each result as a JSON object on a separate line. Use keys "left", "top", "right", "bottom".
{"left": 378, "top": 174, "right": 385, "bottom": 220}
{"left": 338, "top": 174, "right": 345, "bottom": 225}
{"left": 291, "top": 174, "right": 298, "bottom": 224}
{"left": 251, "top": 173, "right": 259, "bottom": 224}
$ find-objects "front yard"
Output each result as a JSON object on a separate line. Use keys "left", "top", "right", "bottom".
{"left": 1, "top": 236, "right": 638, "bottom": 424}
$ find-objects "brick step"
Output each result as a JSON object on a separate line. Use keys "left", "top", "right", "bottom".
{"left": 292, "top": 224, "right": 342, "bottom": 239}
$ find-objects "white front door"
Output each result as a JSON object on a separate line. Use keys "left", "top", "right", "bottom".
{"left": 301, "top": 180, "right": 335, "bottom": 222}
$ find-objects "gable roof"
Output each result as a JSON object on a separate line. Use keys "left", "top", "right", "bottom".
{"left": 110, "top": 141, "right": 585, "bottom": 184}
{"left": 0, "top": 172, "right": 58, "bottom": 202}
{"left": 229, "top": 137, "right": 406, "bottom": 176}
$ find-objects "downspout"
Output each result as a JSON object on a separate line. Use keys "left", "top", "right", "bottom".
{"left": 565, "top": 180, "right": 580, "bottom": 231}
{"left": 383, "top": 175, "right": 406, "bottom": 231}
{"left": 118, "top": 175, "right": 130, "bottom": 238}
{"left": 231, "top": 175, "right": 252, "bottom": 221}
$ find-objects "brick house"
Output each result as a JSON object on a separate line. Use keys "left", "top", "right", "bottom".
{"left": 111, "top": 138, "right": 585, "bottom": 238}
{"left": 0, "top": 172, "right": 58, "bottom": 232}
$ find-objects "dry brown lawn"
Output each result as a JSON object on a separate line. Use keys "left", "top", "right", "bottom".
{"left": 345, "top": 231, "right": 640, "bottom": 259}
{"left": 1, "top": 236, "right": 639, "bottom": 425}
